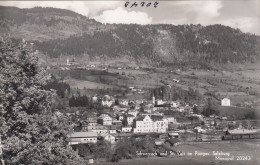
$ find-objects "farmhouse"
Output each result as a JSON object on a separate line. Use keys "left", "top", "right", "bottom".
{"left": 221, "top": 98, "right": 231, "bottom": 106}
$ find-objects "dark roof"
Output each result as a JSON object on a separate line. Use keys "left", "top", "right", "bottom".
{"left": 135, "top": 115, "right": 146, "bottom": 121}
{"left": 150, "top": 116, "right": 164, "bottom": 121}
{"left": 126, "top": 114, "right": 135, "bottom": 117}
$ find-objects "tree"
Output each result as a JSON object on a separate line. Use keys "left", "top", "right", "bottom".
{"left": 193, "top": 105, "right": 198, "bottom": 114}
{"left": 0, "top": 38, "right": 85, "bottom": 164}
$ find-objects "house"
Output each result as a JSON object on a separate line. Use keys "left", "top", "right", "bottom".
{"left": 177, "top": 107, "right": 185, "bottom": 112}
{"left": 97, "top": 114, "right": 112, "bottom": 126}
{"left": 88, "top": 125, "right": 109, "bottom": 134}
{"left": 155, "top": 99, "right": 167, "bottom": 105}
{"left": 133, "top": 115, "right": 168, "bottom": 133}
{"left": 102, "top": 100, "right": 114, "bottom": 107}
{"left": 102, "top": 95, "right": 114, "bottom": 107}
{"left": 225, "top": 129, "right": 259, "bottom": 140}
{"left": 128, "top": 110, "right": 138, "bottom": 117}
{"left": 194, "top": 126, "right": 206, "bottom": 133}
{"left": 129, "top": 87, "right": 135, "bottom": 91}
{"left": 104, "top": 134, "right": 116, "bottom": 144}
{"left": 92, "top": 95, "right": 99, "bottom": 103}
{"left": 168, "top": 132, "right": 180, "bottom": 138}
{"left": 221, "top": 98, "right": 231, "bottom": 106}
{"left": 172, "top": 79, "right": 180, "bottom": 83}
{"left": 126, "top": 114, "right": 135, "bottom": 126}
{"left": 68, "top": 132, "right": 98, "bottom": 145}
{"left": 108, "top": 128, "right": 116, "bottom": 134}
{"left": 165, "top": 116, "right": 176, "bottom": 124}
{"left": 135, "top": 99, "right": 144, "bottom": 105}
{"left": 119, "top": 99, "right": 129, "bottom": 106}
{"left": 122, "top": 127, "right": 132, "bottom": 133}
{"left": 86, "top": 113, "right": 97, "bottom": 123}
{"left": 112, "top": 119, "right": 122, "bottom": 126}
{"left": 113, "top": 106, "right": 121, "bottom": 111}
{"left": 118, "top": 115, "right": 124, "bottom": 121}
{"left": 171, "top": 101, "right": 178, "bottom": 108}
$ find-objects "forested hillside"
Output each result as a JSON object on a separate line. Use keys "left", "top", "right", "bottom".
{"left": 34, "top": 24, "right": 259, "bottom": 68}
{"left": 0, "top": 6, "right": 259, "bottom": 68}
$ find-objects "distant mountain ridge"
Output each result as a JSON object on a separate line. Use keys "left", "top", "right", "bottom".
{"left": 0, "top": 6, "right": 259, "bottom": 68}
{"left": 0, "top": 6, "right": 103, "bottom": 41}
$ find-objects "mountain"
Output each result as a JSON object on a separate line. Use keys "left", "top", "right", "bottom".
{"left": 0, "top": 6, "right": 104, "bottom": 41}
{"left": 0, "top": 6, "right": 259, "bottom": 68}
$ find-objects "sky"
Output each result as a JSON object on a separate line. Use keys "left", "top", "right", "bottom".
{"left": 0, "top": 0, "right": 259, "bottom": 35}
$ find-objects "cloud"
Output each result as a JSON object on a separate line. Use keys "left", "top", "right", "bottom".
{"left": 0, "top": 1, "right": 122, "bottom": 17}
{"left": 220, "top": 16, "right": 260, "bottom": 34}
{"left": 94, "top": 7, "right": 152, "bottom": 25}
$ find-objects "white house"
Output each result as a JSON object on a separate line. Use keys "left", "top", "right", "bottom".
{"left": 104, "top": 134, "right": 116, "bottom": 144}
{"left": 133, "top": 115, "right": 168, "bottom": 133}
{"left": 122, "top": 127, "right": 132, "bottom": 133}
{"left": 68, "top": 132, "right": 98, "bottom": 145}
{"left": 109, "top": 129, "right": 117, "bottom": 134}
{"left": 97, "top": 114, "right": 112, "bottom": 126}
{"left": 119, "top": 116, "right": 124, "bottom": 121}
{"left": 165, "top": 116, "right": 176, "bottom": 124}
{"left": 221, "top": 98, "right": 231, "bottom": 106}
{"left": 102, "top": 95, "right": 114, "bottom": 107}
{"left": 119, "top": 99, "right": 129, "bottom": 106}
{"left": 128, "top": 110, "right": 138, "bottom": 117}
{"left": 92, "top": 96, "right": 99, "bottom": 103}
{"left": 171, "top": 101, "right": 178, "bottom": 108}
{"left": 155, "top": 99, "right": 167, "bottom": 105}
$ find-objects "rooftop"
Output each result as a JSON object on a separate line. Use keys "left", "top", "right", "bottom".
{"left": 68, "top": 132, "right": 98, "bottom": 138}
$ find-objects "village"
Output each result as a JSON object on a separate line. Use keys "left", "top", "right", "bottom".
{"left": 45, "top": 58, "right": 260, "bottom": 162}
{"left": 61, "top": 92, "right": 259, "bottom": 151}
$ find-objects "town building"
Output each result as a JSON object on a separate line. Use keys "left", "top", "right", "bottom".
{"left": 122, "top": 127, "right": 132, "bottom": 133}
{"left": 128, "top": 110, "right": 138, "bottom": 117}
{"left": 126, "top": 114, "right": 135, "bottom": 126}
{"left": 97, "top": 114, "right": 112, "bottom": 126}
{"left": 68, "top": 132, "right": 98, "bottom": 145}
{"left": 88, "top": 125, "right": 108, "bottom": 134}
{"left": 133, "top": 115, "right": 168, "bottom": 133}
{"left": 119, "top": 99, "right": 129, "bottom": 106}
{"left": 165, "top": 116, "right": 177, "bottom": 124}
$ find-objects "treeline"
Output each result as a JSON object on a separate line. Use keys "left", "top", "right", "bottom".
{"left": 44, "top": 77, "right": 70, "bottom": 98}
{"left": 72, "top": 135, "right": 176, "bottom": 162}
{"left": 152, "top": 86, "right": 202, "bottom": 103}
{"left": 69, "top": 95, "right": 91, "bottom": 107}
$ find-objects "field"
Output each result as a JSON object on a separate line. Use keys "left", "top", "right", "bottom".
{"left": 95, "top": 140, "right": 260, "bottom": 165}
{"left": 46, "top": 56, "right": 260, "bottom": 114}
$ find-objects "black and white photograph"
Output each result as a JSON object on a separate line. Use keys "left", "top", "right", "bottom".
{"left": 0, "top": 0, "right": 260, "bottom": 164}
